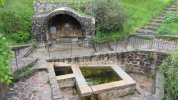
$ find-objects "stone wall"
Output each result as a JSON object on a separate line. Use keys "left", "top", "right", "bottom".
{"left": 0, "top": 83, "right": 9, "bottom": 100}
{"left": 47, "top": 51, "right": 168, "bottom": 75}
{"left": 31, "top": 15, "right": 47, "bottom": 42}
{"left": 58, "top": 78, "right": 75, "bottom": 89}
{"left": 34, "top": 0, "right": 95, "bottom": 14}
{"left": 97, "top": 86, "right": 135, "bottom": 100}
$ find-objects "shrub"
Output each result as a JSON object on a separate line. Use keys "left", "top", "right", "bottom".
{"left": 0, "top": 9, "right": 31, "bottom": 43}
{"left": 0, "top": 34, "right": 13, "bottom": 84}
{"left": 10, "top": 32, "right": 30, "bottom": 43}
{"left": 160, "top": 48, "right": 178, "bottom": 100}
{"left": 94, "top": 0, "right": 127, "bottom": 32}
{"left": 164, "top": 12, "right": 176, "bottom": 24}
{"left": 158, "top": 26, "right": 172, "bottom": 35}
{"left": 0, "top": 10, "right": 23, "bottom": 34}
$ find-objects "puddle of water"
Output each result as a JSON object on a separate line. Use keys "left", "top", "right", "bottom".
{"left": 80, "top": 67, "right": 122, "bottom": 86}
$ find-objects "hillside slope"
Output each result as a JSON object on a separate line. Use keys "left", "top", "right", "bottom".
{"left": 0, "top": 0, "right": 34, "bottom": 45}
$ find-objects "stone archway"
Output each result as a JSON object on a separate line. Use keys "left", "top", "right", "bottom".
{"left": 46, "top": 7, "right": 86, "bottom": 41}
{"left": 32, "top": 7, "right": 95, "bottom": 43}
{"left": 48, "top": 14, "right": 83, "bottom": 40}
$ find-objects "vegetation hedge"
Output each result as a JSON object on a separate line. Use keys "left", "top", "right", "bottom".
{"left": 160, "top": 47, "right": 178, "bottom": 100}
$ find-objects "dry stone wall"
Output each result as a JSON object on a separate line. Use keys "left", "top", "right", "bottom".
{"left": 47, "top": 51, "right": 168, "bottom": 75}
{"left": 34, "top": 1, "right": 95, "bottom": 14}
{"left": 97, "top": 86, "right": 135, "bottom": 100}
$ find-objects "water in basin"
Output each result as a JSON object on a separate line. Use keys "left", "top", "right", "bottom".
{"left": 80, "top": 67, "right": 122, "bottom": 86}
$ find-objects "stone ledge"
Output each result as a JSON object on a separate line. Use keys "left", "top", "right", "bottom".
{"left": 56, "top": 74, "right": 75, "bottom": 80}
{"left": 47, "top": 64, "right": 63, "bottom": 100}
{"left": 71, "top": 65, "right": 93, "bottom": 97}
{"left": 91, "top": 65, "right": 136, "bottom": 98}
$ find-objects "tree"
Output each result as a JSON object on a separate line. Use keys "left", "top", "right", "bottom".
{"left": 94, "top": 0, "right": 127, "bottom": 33}
{"left": 0, "top": 34, "right": 13, "bottom": 84}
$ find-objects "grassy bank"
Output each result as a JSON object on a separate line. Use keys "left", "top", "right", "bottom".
{"left": 0, "top": 0, "right": 34, "bottom": 45}
{"left": 96, "top": 0, "right": 173, "bottom": 38}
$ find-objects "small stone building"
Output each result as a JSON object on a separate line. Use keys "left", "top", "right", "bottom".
{"left": 32, "top": 0, "right": 95, "bottom": 44}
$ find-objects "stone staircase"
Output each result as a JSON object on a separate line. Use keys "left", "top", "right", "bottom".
{"left": 135, "top": 0, "right": 178, "bottom": 35}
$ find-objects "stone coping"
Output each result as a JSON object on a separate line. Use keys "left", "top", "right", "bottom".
{"left": 70, "top": 64, "right": 136, "bottom": 97}
{"left": 53, "top": 62, "right": 71, "bottom": 66}
{"left": 47, "top": 64, "right": 63, "bottom": 100}
{"left": 47, "top": 49, "right": 168, "bottom": 62}
{"left": 91, "top": 65, "right": 136, "bottom": 94}
{"left": 71, "top": 64, "right": 93, "bottom": 97}
{"left": 56, "top": 74, "right": 74, "bottom": 80}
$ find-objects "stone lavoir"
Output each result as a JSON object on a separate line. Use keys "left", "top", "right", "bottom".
{"left": 47, "top": 50, "right": 166, "bottom": 100}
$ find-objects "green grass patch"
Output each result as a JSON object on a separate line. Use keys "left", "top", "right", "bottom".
{"left": 39, "top": 0, "right": 95, "bottom": 2}
{"left": 0, "top": 0, "right": 34, "bottom": 45}
{"left": 157, "top": 11, "right": 178, "bottom": 35}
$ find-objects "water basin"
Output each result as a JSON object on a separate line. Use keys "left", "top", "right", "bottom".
{"left": 80, "top": 67, "right": 122, "bottom": 86}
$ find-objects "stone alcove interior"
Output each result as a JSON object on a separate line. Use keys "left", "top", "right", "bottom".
{"left": 48, "top": 14, "right": 83, "bottom": 40}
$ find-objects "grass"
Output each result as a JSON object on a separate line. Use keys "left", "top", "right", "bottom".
{"left": 96, "top": 0, "right": 173, "bottom": 38}
{"left": 0, "top": 0, "right": 34, "bottom": 45}
{"left": 39, "top": 0, "right": 95, "bottom": 2}
{"left": 157, "top": 11, "right": 178, "bottom": 35}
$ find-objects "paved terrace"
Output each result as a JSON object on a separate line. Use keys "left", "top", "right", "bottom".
{"left": 30, "top": 36, "right": 178, "bottom": 61}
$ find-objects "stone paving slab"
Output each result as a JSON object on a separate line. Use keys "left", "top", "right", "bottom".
{"left": 11, "top": 58, "right": 38, "bottom": 73}
{"left": 8, "top": 70, "right": 52, "bottom": 100}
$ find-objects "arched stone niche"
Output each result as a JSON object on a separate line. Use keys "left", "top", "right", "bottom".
{"left": 32, "top": 7, "right": 95, "bottom": 43}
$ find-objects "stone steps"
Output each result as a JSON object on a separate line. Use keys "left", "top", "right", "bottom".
{"left": 151, "top": 18, "right": 163, "bottom": 23}
{"left": 164, "top": 7, "right": 177, "bottom": 11}
{"left": 147, "top": 22, "right": 162, "bottom": 26}
{"left": 135, "top": 0, "right": 178, "bottom": 35}
{"left": 136, "top": 29, "right": 155, "bottom": 34}
{"left": 156, "top": 16, "right": 164, "bottom": 20}
{"left": 141, "top": 26, "right": 158, "bottom": 31}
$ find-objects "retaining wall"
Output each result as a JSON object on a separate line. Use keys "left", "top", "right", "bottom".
{"left": 47, "top": 50, "right": 168, "bottom": 75}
